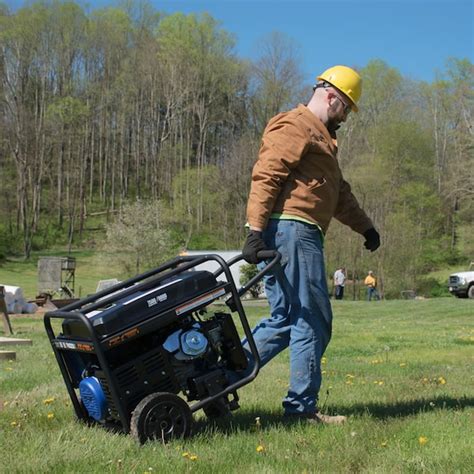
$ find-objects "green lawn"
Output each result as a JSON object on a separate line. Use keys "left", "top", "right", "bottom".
{"left": 1, "top": 299, "right": 473, "bottom": 473}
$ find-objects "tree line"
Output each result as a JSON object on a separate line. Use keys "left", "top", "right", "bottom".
{"left": 1, "top": 2, "right": 472, "bottom": 297}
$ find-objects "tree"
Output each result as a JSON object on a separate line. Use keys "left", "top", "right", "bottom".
{"left": 239, "top": 263, "right": 262, "bottom": 298}
{"left": 420, "top": 59, "right": 474, "bottom": 254}
{"left": 249, "top": 31, "right": 306, "bottom": 134}
{"left": 104, "top": 200, "right": 175, "bottom": 275}
{"left": 0, "top": 3, "right": 54, "bottom": 258}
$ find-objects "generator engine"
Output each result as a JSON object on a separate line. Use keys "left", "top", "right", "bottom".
{"left": 74, "top": 309, "right": 246, "bottom": 425}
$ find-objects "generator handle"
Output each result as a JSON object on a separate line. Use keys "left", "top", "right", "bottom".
{"left": 222, "top": 250, "right": 281, "bottom": 300}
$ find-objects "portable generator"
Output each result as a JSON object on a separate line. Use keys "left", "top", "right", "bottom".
{"left": 44, "top": 251, "right": 279, "bottom": 443}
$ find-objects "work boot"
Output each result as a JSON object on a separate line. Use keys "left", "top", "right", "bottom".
{"left": 284, "top": 412, "right": 347, "bottom": 425}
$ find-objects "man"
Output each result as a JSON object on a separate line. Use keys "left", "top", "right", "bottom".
{"left": 364, "top": 270, "right": 380, "bottom": 301}
{"left": 333, "top": 267, "right": 346, "bottom": 300}
{"left": 242, "top": 65, "right": 380, "bottom": 425}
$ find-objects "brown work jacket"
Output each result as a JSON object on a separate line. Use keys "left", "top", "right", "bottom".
{"left": 247, "top": 104, "right": 373, "bottom": 235}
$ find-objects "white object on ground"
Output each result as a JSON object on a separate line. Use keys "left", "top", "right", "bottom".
{"left": 0, "top": 285, "right": 37, "bottom": 314}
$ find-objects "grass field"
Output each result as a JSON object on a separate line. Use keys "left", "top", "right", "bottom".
{"left": 1, "top": 299, "right": 473, "bottom": 473}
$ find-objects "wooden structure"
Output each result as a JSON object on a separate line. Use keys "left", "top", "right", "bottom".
{"left": 37, "top": 256, "right": 76, "bottom": 297}
{"left": 0, "top": 286, "right": 34, "bottom": 359}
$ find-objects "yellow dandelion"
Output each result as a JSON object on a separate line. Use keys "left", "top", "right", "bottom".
{"left": 43, "top": 397, "right": 56, "bottom": 405}
{"left": 381, "top": 441, "right": 388, "bottom": 447}
{"left": 256, "top": 445, "right": 265, "bottom": 453}
{"left": 322, "top": 370, "right": 327, "bottom": 374}
{"left": 378, "top": 381, "right": 384, "bottom": 386}
{"left": 419, "top": 436, "right": 428, "bottom": 445}
{"left": 438, "top": 377, "right": 446, "bottom": 385}
{"left": 373, "top": 380, "right": 379, "bottom": 384}
{"left": 346, "top": 374, "right": 355, "bottom": 378}
{"left": 399, "top": 363, "right": 406, "bottom": 367}
{"left": 182, "top": 452, "right": 190, "bottom": 458}
{"left": 189, "top": 455, "right": 198, "bottom": 461}
{"left": 321, "top": 357, "right": 327, "bottom": 364}
{"left": 47, "top": 413, "right": 55, "bottom": 420}
{"left": 10, "top": 421, "right": 18, "bottom": 427}
{"left": 3, "top": 401, "right": 9, "bottom": 407}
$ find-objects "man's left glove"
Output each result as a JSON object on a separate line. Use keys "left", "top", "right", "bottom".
{"left": 363, "top": 227, "right": 380, "bottom": 252}
{"left": 242, "top": 230, "right": 267, "bottom": 264}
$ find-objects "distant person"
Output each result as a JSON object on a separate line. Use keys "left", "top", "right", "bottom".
{"left": 241, "top": 65, "right": 380, "bottom": 425}
{"left": 364, "top": 271, "right": 380, "bottom": 301}
{"left": 333, "top": 267, "right": 346, "bottom": 300}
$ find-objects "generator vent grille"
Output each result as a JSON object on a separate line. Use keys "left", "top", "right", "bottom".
{"left": 116, "top": 365, "right": 139, "bottom": 386}
{"left": 94, "top": 347, "right": 179, "bottom": 421}
{"left": 143, "top": 351, "right": 167, "bottom": 372}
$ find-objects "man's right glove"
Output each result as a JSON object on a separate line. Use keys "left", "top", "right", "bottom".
{"left": 242, "top": 230, "right": 267, "bottom": 264}
{"left": 363, "top": 227, "right": 381, "bottom": 252}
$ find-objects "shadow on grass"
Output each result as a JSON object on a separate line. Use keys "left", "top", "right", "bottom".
{"left": 192, "top": 395, "right": 474, "bottom": 436}
{"left": 333, "top": 395, "right": 474, "bottom": 420}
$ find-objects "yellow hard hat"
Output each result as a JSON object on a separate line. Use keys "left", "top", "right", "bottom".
{"left": 317, "top": 65, "right": 362, "bottom": 112}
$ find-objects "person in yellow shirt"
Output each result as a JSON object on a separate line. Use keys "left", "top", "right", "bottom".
{"left": 364, "top": 271, "right": 380, "bottom": 301}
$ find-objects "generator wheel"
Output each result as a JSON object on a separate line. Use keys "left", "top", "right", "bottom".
{"left": 130, "top": 392, "right": 193, "bottom": 444}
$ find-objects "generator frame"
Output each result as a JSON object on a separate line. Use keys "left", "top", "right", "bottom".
{"left": 44, "top": 251, "right": 279, "bottom": 439}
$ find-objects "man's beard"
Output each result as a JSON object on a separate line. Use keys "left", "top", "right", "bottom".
{"left": 326, "top": 117, "right": 341, "bottom": 133}
{"left": 326, "top": 105, "right": 342, "bottom": 133}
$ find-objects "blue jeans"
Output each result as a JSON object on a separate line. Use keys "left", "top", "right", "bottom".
{"left": 335, "top": 285, "right": 344, "bottom": 300}
{"left": 242, "top": 220, "right": 333, "bottom": 415}
{"left": 367, "top": 287, "right": 379, "bottom": 301}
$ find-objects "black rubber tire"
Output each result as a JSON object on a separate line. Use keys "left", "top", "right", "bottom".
{"left": 468, "top": 285, "right": 474, "bottom": 299}
{"left": 130, "top": 392, "right": 193, "bottom": 444}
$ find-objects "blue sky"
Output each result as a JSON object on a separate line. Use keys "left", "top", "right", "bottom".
{"left": 6, "top": 0, "right": 474, "bottom": 83}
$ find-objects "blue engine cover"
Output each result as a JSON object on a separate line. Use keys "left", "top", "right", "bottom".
{"left": 79, "top": 377, "right": 108, "bottom": 421}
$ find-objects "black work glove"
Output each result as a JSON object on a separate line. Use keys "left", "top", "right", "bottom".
{"left": 363, "top": 227, "right": 381, "bottom": 252}
{"left": 242, "top": 230, "right": 267, "bottom": 264}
